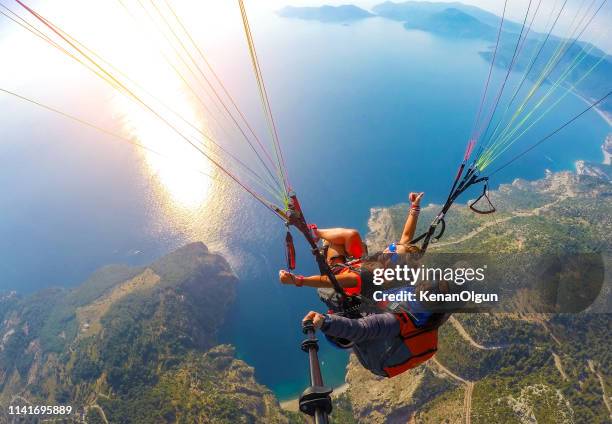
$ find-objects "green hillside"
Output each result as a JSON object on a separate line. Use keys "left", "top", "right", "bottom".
{"left": 334, "top": 163, "right": 612, "bottom": 422}
{"left": 0, "top": 243, "right": 290, "bottom": 423}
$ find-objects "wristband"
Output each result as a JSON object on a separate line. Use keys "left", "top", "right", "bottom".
{"left": 294, "top": 275, "right": 305, "bottom": 287}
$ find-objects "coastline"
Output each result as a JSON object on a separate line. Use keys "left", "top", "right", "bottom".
{"left": 280, "top": 383, "right": 349, "bottom": 412}
{"left": 570, "top": 89, "right": 612, "bottom": 127}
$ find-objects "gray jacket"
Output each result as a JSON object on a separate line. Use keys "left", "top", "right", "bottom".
{"left": 321, "top": 313, "right": 406, "bottom": 376}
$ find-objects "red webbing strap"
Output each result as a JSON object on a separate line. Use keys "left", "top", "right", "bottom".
{"left": 285, "top": 230, "right": 296, "bottom": 270}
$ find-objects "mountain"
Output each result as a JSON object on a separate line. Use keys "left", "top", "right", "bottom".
{"left": 0, "top": 243, "right": 291, "bottom": 423}
{"left": 373, "top": 1, "right": 509, "bottom": 39}
{"left": 277, "top": 5, "right": 374, "bottom": 22}
{"left": 373, "top": 1, "right": 525, "bottom": 34}
{"left": 405, "top": 7, "right": 496, "bottom": 39}
{"left": 328, "top": 137, "right": 612, "bottom": 423}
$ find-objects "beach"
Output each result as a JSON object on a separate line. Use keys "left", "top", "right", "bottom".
{"left": 571, "top": 89, "right": 612, "bottom": 127}
{"left": 280, "top": 383, "right": 349, "bottom": 412}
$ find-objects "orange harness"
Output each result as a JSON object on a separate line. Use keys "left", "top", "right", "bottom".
{"left": 384, "top": 312, "right": 439, "bottom": 377}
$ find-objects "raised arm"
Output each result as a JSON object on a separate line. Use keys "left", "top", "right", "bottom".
{"left": 399, "top": 192, "right": 424, "bottom": 245}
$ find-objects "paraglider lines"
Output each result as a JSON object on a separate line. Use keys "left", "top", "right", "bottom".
{"left": 476, "top": 0, "right": 609, "bottom": 170}
{"left": 116, "top": 0, "right": 285, "bottom": 199}
{"left": 8, "top": 0, "right": 289, "bottom": 219}
{"left": 238, "top": 0, "right": 290, "bottom": 197}
{"left": 488, "top": 90, "right": 612, "bottom": 176}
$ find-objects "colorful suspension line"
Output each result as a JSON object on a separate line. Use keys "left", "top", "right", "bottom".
{"left": 480, "top": 0, "right": 605, "bottom": 162}
{"left": 478, "top": 0, "right": 608, "bottom": 169}
{"left": 13, "top": 0, "right": 284, "bottom": 203}
{"left": 475, "top": 0, "right": 546, "bottom": 159}
{"left": 504, "top": 0, "right": 571, "bottom": 108}
{"left": 161, "top": 0, "right": 282, "bottom": 193}
{"left": 438, "top": 0, "right": 508, "bottom": 229}
{"left": 128, "top": 0, "right": 285, "bottom": 198}
{"left": 487, "top": 90, "right": 612, "bottom": 176}
{"left": 0, "top": 87, "right": 225, "bottom": 184}
{"left": 479, "top": 49, "right": 609, "bottom": 170}
{"left": 481, "top": 48, "right": 595, "bottom": 168}
{"left": 467, "top": 0, "right": 508, "bottom": 147}
{"left": 113, "top": 0, "right": 284, "bottom": 201}
{"left": 474, "top": 0, "right": 536, "bottom": 145}
{"left": 476, "top": 0, "right": 572, "bottom": 161}
{"left": 152, "top": 0, "right": 283, "bottom": 174}
{"left": 477, "top": 0, "right": 604, "bottom": 166}
{"left": 238, "top": 0, "right": 290, "bottom": 197}
{"left": 11, "top": 0, "right": 287, "bottom": 220}
{"left": 481, "top": 33, "right": 606, "bottom": 165}
{"left": 149, "top": 0, "right": 283, "bottom": 188}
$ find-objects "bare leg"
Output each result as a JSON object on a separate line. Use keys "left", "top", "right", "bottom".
{"left": 316, "top": 228, "right": 364, "bottom": 259}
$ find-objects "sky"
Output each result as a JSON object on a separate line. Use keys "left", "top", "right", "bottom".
{"left": 1, "top": 1, "right": 609, "bottom": 52}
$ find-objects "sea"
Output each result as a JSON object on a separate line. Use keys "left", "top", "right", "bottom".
{"left": 0, "top": 11, "right": 609, "bottom": 400}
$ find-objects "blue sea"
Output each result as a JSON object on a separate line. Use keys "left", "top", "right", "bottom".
{"left": 0, "top": 13, "right": 608, "bottom": 400}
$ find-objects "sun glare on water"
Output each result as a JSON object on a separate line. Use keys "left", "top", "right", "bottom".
{"left": 1, "top": 0, "right": 273, "bottom": 231}
{"left": 114, "top": 73, "right": 213, "bottom": 210}
{"left": 99, "top": 1, "right": 217, "bottom": 210}
{"left": 10, "top": 0, "right": 246, "bottom": 210}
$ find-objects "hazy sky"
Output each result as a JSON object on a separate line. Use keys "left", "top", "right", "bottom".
{"left": 1, "top": 1, "right": 609, "bottom": 52}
